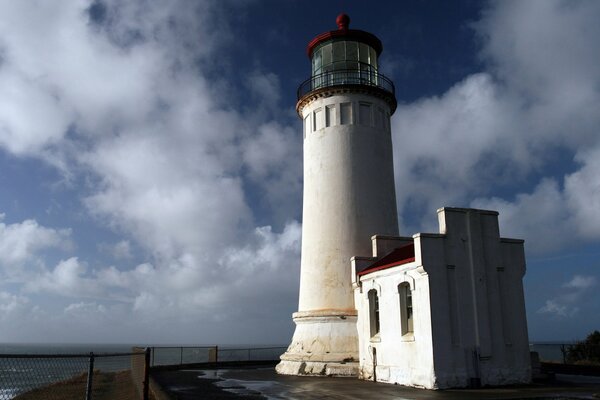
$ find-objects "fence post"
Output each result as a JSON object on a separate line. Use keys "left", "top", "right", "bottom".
{"left": 143, "top": 347, "right": 150, "bottom": 400}
{"left": 215, "top": 345, "right": 218, "bottom": 364}
{"left": 86, "top": 352, "right": 95, "bottom": 400}
{"left": 180, "top": 347, "right": 183, "bottom": 365}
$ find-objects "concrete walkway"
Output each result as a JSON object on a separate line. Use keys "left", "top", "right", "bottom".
{"left": 151, "top": 366, "right": 600, "bottom": 400}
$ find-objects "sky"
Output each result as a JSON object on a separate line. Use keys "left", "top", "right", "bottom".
{"left": 0, "top": 0, "right": 599, "bottom": 345}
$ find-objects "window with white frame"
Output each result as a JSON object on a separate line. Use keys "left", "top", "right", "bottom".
{"left": 399, "top": 283, "right": 413, "bottom": 336}
{"left": 368, "top": 289, "right": 380, "bottom": 338}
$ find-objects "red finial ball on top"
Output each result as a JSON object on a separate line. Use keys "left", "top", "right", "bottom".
{"left": 336, "top": 13, "right": 350, "bottom": 30}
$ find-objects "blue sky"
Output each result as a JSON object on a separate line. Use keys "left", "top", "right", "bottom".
{"left": 0, "top": 0, "right": 598, "bottom": 344}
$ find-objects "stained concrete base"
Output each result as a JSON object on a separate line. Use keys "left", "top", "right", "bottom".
{"left": 276, "top": 311, "right": 359, "bottom": 377}
{"left": 276, "top": 359, "right": 358, "bottom": 377}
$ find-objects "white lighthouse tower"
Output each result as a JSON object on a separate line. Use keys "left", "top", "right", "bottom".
{"left": 277, "top": 14, "right": 399, "bottom": 376}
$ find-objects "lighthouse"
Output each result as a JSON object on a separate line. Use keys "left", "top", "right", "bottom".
{"left": 277, "top": 14, "right": 399, "bottom": 376}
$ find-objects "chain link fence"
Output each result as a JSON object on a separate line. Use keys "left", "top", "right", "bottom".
{"left": 0, "top": 348, "right": 149, "bottom": 400}
{"left": 0, "top": 345, "right": 287, "bottom": 399}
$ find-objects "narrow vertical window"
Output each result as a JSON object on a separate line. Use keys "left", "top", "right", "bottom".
{"left": 340, "top": 102, "right": 352, "bottom": 125}
{"left": 304, "top": 115, "right": 309, "bottom": 138}
{"left": 359, "top": 103, "right": 371, "bottom": 126}
{"left": 368, "top": 289, "right": 380, "bottom": 337}
{"left": 332, "top": 41, "right": 345, "bottom": 63}
{"left": 346, "top": 41, "right": 358, "bottom": 61}
{"left": 312, "top": 48, "right": 322, "bottom": 75}
{"left": 314, "top": 108, "right": 323, "bottom": 131}
{"left": 374, "top": 107, "right": 384, "bottom": 128}
{"left": 399, "top": 283, "right": 414, "bottom": 336}
{"left": 325, "top": 105, "right": 335, "bottom": 127}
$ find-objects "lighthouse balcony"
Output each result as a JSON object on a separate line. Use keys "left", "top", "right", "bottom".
{"left": 296, "top": 68, "right": 397, "bottom": 115}
{"left": 297, "top": 68, "right": 395, "bottom": 100}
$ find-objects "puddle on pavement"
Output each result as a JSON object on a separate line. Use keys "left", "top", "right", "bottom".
{"left": 194, "top": 369, "right": 288, "bottom": 399}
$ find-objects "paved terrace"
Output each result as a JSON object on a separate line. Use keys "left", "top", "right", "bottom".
{"left": 151, "top": 365, "right": 600, "bottom": 400}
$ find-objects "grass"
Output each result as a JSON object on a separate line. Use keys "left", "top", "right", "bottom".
{"left": 14, "top": 370, "right": 139, "bottom": 400}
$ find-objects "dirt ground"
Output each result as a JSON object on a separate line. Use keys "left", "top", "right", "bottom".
{"left": 14, "top": 370, "right": 139, "bottom": 400}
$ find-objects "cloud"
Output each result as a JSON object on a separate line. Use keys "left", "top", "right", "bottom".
{"left": 64, "top": 302, "right": 107, "bottom": 316}
{"left": 392, "top": 0, "right": 600, "bottom": 255}
{"left": 0, "top": 0, "right": 302, "bottom": 342}
{"left": 0, "top": 0, "right": 599, "bottom": 343}
{"left": 25, "top": 257, "right": 106, "bottom": 300}
{"left": 538, "top": 274, "right": 597, "bottom": 318}
{"left": 472, "top": 179, "right": 573, "bottom": 253}
{"left": 564, "top": 275, "right": 597, "bottom": 291}
{"left": 0, "top": 291, "right": 29, "bottom": 317}
{"left": 538, "top": 300, "right": 572, "bottom": 318}
{"left": 0, "top": 213, "right": 72, "bottom": 275}
{"left": 99, "top": 240, "right": 133, "bottom": 260}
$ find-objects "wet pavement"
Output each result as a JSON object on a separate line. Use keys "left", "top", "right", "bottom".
{"left": 151, "top": 366, "right": 600, "bottom": 400}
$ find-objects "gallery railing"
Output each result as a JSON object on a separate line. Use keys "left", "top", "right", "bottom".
{"left": 297, "top": 69, "right": 395, "bottom": 100}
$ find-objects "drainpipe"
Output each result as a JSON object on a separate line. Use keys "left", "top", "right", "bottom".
{"left": 372, "top": 347, "right": 377, "bottom": 382}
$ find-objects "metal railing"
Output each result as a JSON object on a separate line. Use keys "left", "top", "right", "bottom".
{"left": 0, "top": 346, "right": 286, "bottom": 399}
{"left": 149, "top": 346, "right": 286, "bottom": 367}
{"left": 297, "top": 69, "right": 395, "bottom": 100}
{"left": 0, "top": 348, "right": 150, "bottom": 400}
{"left": 531, "top": 342, "right": 600, "bottom": 364}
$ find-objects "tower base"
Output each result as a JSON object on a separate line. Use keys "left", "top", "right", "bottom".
{"left": 276, "top": 310, "right": 359, "bottom": 377}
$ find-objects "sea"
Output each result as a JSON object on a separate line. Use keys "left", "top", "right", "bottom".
{"left": 0, "top": 342, "right": 568, "bottom": 399}
{"left": 0, "top": 343, "right": 287, "bottom": 399}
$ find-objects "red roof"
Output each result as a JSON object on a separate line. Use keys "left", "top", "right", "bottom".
{"left": 307, "top": 14, "right": 383, "bottom": 58}
{"left": 357, "top": 243, "right": 415, "bottom": 276}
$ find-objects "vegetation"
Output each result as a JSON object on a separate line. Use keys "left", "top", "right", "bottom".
{"left": 14, "top": 370, "right": 138, "bottom": 400}
{"left": 566, "top": 330, "right": 600, "bottom": 365}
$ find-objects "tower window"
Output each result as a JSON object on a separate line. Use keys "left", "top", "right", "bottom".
{"left": 340, "top": 102, "right": 352, "bottom": 125}
{"left": 368, "top": 289, "right": 380, "bottom": 338}
{"left": 304, "top": 115, "right": 310, "bottom": 138}
{"left": 374, "top": 107, "right": 384, "bottom": 128}
{"left": 314, "top": 108, "right": 323, "bottom": 131}
{"left": 325, "top": 105, "right": 335, "bottom": 127}
{"left": 399, "top": 283, "right": 414, "bottom": 336}
{"left": 359, "top": 103, "right": 371, "bottom": 126}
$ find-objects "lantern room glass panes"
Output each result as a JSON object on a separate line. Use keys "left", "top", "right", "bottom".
{"left": 332, "top": 41, "right": 345, "bottom": 64}
{"left": 311, "top": 40, "right": 378, "bottom": 77}
{"left": 346, "top": 41, "right": 358, "bottom": 62}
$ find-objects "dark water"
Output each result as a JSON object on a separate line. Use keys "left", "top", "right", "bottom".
{"left": 529, "top": 342, "right": 572, "bottom": 363}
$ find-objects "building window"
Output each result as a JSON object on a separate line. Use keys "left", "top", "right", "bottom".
{"left": 314, "top": 108, "right": 323, "bottom": 131}
{"left": 304, "top": 115, "right": 310, "bottom": 138}
{"left": 359, "top": 103, "right": 371, "bottom": 126}
{"left": 374, "top": 107, "right": 384, "bottom": 128}
{"left": 340, "top": 102, "right": 352, "bottom": 125}
{"left": 399, "top": 283, "right": 413, "bottom": 336}
{"left": 368, "top": 289, "right": 380, "bottom": 338}
{"left": 325, "top": 104, "right": 335, "bottom": 127}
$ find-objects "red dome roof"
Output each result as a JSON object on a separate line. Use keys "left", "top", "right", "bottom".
{"left": 307, "top": 14, "right": 383, "bottom": 58}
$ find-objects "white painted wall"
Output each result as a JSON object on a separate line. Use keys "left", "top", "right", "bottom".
{"left": 278, "top": 90, "right": 399, "bottom": 376}
{"left": 354, "top": 208, "right": 531, "bottom": 389}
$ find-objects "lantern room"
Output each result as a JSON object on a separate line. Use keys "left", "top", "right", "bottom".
{"left": 308, "top": 14, "right": 381, "bottom": 77}
{"left": 297, "top": 14, "right": 396, "bottom": 114}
